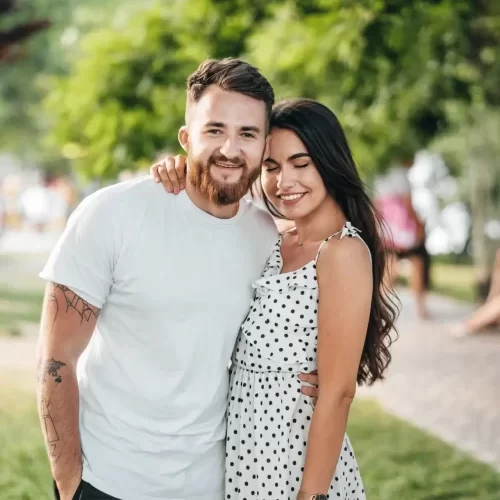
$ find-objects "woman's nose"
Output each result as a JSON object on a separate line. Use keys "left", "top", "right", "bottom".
{"left": 277, "top": 170, "right": 296, "bottom": 190}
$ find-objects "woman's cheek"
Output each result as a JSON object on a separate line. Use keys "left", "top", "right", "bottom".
{"left": 261, "top": 172, "right": 277, "bottom": 200}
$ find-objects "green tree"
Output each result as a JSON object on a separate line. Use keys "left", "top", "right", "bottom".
{"left": 46, "top": 0, "right": 500, "bottom": 181}
{"left": 0, "top": 0, "right": 55, "bottom": 154}
{"left": 432, "top": 104, "right": 500, "bottom": 278}
{"left": 0, "top": 0, "right": 147, "bottom": 167}
{"left": 0, "top": 0, "right": 49, "bottom": 62}
{"left": 248, "top": 0, "right": 500, "bottom": 176}
{"left": 45, "top": 0, "right": 283, "bottom": 179}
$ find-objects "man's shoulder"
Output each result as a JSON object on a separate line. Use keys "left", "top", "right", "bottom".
{"left": 86, "top": 176, "right": 161, "bottom": 202}
{"left": 78, "top": 176, "right": 166, "bottom": 215}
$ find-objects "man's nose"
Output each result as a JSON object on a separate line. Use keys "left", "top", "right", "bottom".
{"left": 219, "top": 137, "right": 241, "bottom": 160}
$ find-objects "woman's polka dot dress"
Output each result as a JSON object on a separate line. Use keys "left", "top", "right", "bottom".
{"left": 225, "top": 222, "right": 367, "bottom": 500}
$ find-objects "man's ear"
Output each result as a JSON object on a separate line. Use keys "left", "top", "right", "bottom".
{"left": 178, "top": 126, "right": 189, "bottom": 152}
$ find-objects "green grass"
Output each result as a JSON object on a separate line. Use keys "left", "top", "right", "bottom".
{"left": 398, "top": 261, "right": 476, "bottom": 303}
{"left": 0, "top": 379, "right": 52, "bottom": 500}
{"left": 0, "top": 287, "right": 44, "bottom": 336}
{"left": 430, "top": 263, "right": 476, "bottom": 303}
{"left": 348, "top": 400, "right": 500, "bottom": 500}
{"left": 1, "top": 382, "right": 498, "bottom": 500}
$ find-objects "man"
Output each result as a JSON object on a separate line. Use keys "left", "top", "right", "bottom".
{"left": 37, "top": 58, "right": 318, "bottom": 500}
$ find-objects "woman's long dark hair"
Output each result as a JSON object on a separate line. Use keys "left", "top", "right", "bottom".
{"left": 263, "top": 98, "right": 400, "bottom": 385}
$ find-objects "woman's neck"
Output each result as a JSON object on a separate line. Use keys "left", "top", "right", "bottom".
{"left": 293, "top": 198, "right": 346, "bottom": 245}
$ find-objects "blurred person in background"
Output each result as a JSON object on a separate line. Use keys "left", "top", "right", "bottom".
{"left": 2, "top": 173, "right": 23, "bottom": 228}
{"left": 374, "top": 154, "right": 430, "bottom": 319}
{"left": 36, "top": 58, "right": 318, "bottom": 500}
{"left": 0, "top": 181, "right": 5, "bottom": 237}
{"left": 20, "top": 171, "right": 69, "bottom": 232}
{"left": 19, "top": 171, "right": 53, "bottom": 232}
{"left": 51, "top": 175, "right": 78, "bottom": 224}
{"left": 451, "top": 248, "right": 500, "bottom": 337}
{"left": 152, "top": 98, "right": 398, "bottom": 500}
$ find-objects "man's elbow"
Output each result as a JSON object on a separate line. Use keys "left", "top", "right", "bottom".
{"left": 36, "top": 330, "right": 83, "bottom": 373}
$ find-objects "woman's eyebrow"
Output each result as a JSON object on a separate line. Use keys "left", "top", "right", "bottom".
{"left": 288, "top": 153, "right": 310, "bottom": 161}
{"left": 264, "top": 157, "right": 279, "bottom": 165}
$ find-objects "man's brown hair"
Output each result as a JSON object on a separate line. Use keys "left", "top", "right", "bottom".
{"left": 186, "top": 58, "right": 275, "bottom": 130}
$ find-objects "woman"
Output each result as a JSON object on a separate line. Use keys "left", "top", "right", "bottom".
{"left": 152, "top": 98, "right": 398, "bottom": 499}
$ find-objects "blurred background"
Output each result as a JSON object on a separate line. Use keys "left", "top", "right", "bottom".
{"left": 0, "top": 1, "right": 499, "bottom": 499}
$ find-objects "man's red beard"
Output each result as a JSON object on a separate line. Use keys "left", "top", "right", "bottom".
{"left": 187, "top": 152, "right": 261, "bottom": 206}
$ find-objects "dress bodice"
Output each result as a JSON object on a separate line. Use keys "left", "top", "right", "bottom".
{"left": 232, "top": 221, "right": 366, "bottom": 374}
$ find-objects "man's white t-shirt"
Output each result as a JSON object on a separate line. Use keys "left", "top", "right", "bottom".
{"left": 40, "top": 177, "right": 277, "bottom": 500}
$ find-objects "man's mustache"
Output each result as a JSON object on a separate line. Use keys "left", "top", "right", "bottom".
{"left": 209, "top": 154, "right": 246, "bottom": 168}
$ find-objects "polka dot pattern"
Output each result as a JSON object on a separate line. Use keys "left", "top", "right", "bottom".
{"left": 225, "top": 224, "right": 366, "bottom": 499}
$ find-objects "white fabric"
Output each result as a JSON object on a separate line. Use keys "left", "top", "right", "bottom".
{"left": 373, "top": 166, "right": 411, "bottom": 197}
{"left": 40, "top": 176, "right": 277, "bottom": 500}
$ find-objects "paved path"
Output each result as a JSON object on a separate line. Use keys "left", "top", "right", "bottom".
{"left": 359, "top": 288, "right": 500, "bottom": 471}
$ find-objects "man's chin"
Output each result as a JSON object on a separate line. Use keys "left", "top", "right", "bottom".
{"left": 210, "top": 168, "right": 244, "bottom": 183}
{"left": 208, "top": 183, "right": 250, "bottom": 205}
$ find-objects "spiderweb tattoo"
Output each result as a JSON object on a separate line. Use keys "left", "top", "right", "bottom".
{"left": 49, "top": 284, "right": 99, "bottom": 324}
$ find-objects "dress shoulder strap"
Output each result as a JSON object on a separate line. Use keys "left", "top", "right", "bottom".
{"left": 314, "top": 222, "right": 372, "bottom": 264}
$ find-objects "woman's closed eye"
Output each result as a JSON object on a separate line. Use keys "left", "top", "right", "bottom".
{"left": 294, "top": 163, "right": 309, "bottom": 168}
{"left": 263, "top": 161, "right": 280, "bottom": 172}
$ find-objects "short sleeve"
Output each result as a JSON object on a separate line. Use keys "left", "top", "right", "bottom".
{"left": 39, "top": 190, "right": 118, "bottom": 309}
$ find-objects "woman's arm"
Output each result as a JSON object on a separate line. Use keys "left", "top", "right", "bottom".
{"left": 298, "top": 237, "right": 372, "bottom": 497}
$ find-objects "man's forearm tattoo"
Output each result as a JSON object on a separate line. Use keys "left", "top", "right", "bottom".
{"left": 40, "top": 358, "right": 67, "bottom": 457}
{"left": 49, "top": 284, "right": 99, "bottom": 324}
{"left": 44, "top": 358, "right": 66, "bottom": 384}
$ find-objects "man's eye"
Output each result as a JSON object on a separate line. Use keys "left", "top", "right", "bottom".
{"left": 242, "top": 132, "right": 256, "bottom": 139}
{"left": 207, "top": 129, "right": 222, "bottom": 135}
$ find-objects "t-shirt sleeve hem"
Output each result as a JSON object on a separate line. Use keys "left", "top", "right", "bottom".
{"left": 39, "top": 271, "right": 105, "bottom": 309}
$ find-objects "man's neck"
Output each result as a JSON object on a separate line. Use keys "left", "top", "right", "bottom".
{"left": 185, "top": 180, "right": 239, "bottom": 219}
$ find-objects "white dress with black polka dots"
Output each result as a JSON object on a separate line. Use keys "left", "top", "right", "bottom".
{"left": 226, "top": 222, "right": 367, "bottom": 500}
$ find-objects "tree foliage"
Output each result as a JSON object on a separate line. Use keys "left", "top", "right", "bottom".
{"left": 248, "top": 0, "right": 500, "bottom": 174}
{"left": 18, "top": 0, "right": 500, "bottom": 179}
{"left": 46, "top": 0, "right": 281, "bottom": 178}
{"left": 0, "top": 0, "right": 49, "bottom": 62}
{"left": 0, "top": 0, "right": 145, "bottom": 163}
